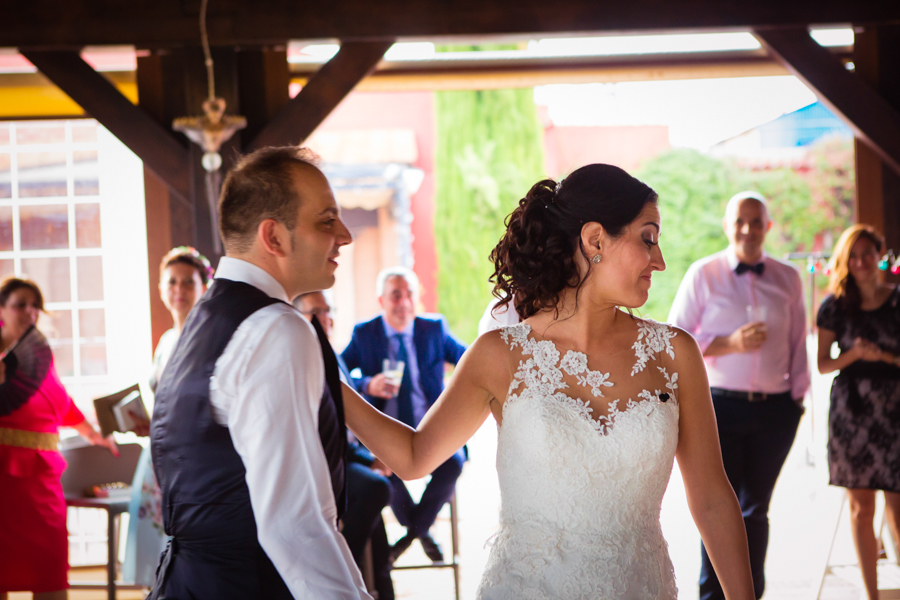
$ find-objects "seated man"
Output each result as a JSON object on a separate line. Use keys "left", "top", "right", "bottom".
{"left": 295, "top": 291, "right": 395, "bottom": 600}
{"left": 342, "top": 267, "right": 467, "bottom": 563}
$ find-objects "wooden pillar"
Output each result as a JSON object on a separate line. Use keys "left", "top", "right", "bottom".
{"left": 137, "top": 50, "right": 186, "bottom": 348}
{"left": 136, "top": 45, "right": 291, "bottom": 347}
{"left": 854, "top": 26, "right": 900, "bottom": 261}
{"left": 236, "top": 46, "right": 291, "bottom": 144}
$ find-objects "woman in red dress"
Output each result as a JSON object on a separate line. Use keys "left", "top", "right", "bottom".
{"left": 0, "top": 278, "right": 115, "bottom": 600}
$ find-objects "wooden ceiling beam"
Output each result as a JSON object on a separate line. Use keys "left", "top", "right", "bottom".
{"left": 247, "top": 40, "right": 394, "bottom": 152}
{"left": 4, "top": 0, "right": 900, "bottom": 48}
{"left": 754, "top": 27, "right": 900, "bottom": 176}
{"left": 19, "top": 50, "right": 192, "bottom": 201}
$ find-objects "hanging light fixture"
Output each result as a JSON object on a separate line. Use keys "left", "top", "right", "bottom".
{"left": 172, "top": 0, "right": 246, "bottom": 254}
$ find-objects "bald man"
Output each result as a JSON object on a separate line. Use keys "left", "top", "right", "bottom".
{"left": 669, "top": 192, "right": 810, "bottom": 600}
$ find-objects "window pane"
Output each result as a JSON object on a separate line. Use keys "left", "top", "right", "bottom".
{"left": 20, "top": 204, "right": 69, "bottom": 250}
{"left": 17, "top": 152, "right": 67, "bottom": 198}
{"left": 73, "top": 150, "right": 99, "bottom": 196}
{"left": 77, "top": 256, "right": 104, "bottom": 302}
{"left": 39, "top": 309, "right": 74, "bottom": 377}
{"left": 0, "top": 153, "right": 10, "bottom": 199}
{"left": 71, "top": 123, "right": 98, "bottom": 144}
{"left": 75, "top": 204, "right": 102, "bottom": 248}
{"left": 0, "top": 206, "right": 11, "bottom": 252}
{"left": 0, "top": 127, "right": 9, "bottom": 146}
{"left": 16, "top": 125, "right": 66, "bottom": 146}
{"left": 0, "top": 260, "right": 14, "bottom": 280}
{"left": 21, "top": 256, "right": 71, "bottom": 302}
{"left": 79, "top": 308, "right": 107, "bottom": 376}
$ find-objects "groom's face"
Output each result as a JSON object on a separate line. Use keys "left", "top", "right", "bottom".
{"left": 284, "top": 166, "right": 352, "bottom": 295}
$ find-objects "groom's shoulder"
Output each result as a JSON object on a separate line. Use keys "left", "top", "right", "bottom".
{"left": 240, "top": 302, "right": 318, "bottom": 350}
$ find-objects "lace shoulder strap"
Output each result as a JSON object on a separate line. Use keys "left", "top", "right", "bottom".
{"left": 631, "top": 319, "right": 677, "bottom": 376}
{"left": 500, "top": 322, "right": 532, "bottom": 350}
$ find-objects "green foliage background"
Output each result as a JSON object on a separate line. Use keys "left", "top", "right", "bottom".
{"left": 431, "top": 65, "right": 854, "bottom": 338}
{"left": 636, "top": 139, "right": 855, "bottom": 321}
{"left": 433, "top": 46, "right": 545, "bottom": 343}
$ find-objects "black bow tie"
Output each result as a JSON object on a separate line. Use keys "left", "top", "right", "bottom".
{"left": 735, "top": 262, "right": 765, "bottom": 276}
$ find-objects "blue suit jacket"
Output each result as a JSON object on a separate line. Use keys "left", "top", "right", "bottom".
{"left": 341, "top": 314, "right": 467, "bottom": 414}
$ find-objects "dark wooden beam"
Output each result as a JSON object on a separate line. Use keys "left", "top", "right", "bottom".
{"left": 4, "top": 0, "right": 900, "bottom": 48}
{"left": 853, "top": 26, "right": 900, "bottom": 263}
{"left": 754, "top": 27, "right": 900, "bottom": 176}
{"left": 247, "top": 40, "right": 393, "bottom": 151}
{"left": 237, "top": 47, "right": 291, "bottom": 144}
{"left": 20, "top": 49, "right": 192, "bottom": 202}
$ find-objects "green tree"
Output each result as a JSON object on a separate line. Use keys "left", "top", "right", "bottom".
{"left": 634, "top": 149, "right": 733, "bottom": 321}
{"left": 433, "top": 47, "right": 545, "bottom": 342}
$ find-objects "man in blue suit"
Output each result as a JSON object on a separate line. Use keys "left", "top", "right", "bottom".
{"left": 342, "top": 266, "right": 467, "bottom": 564}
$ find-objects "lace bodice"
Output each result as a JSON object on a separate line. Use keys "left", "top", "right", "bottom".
{"left": 477, "top": 319, "right": 681, "bottom": 600}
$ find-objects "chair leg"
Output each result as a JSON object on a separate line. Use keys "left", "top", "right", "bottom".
{"left": 107, "top": 510, "right": 117, "bottom": 600}
{"left": 450, "top": 495, "right": 460, "bottom": 600}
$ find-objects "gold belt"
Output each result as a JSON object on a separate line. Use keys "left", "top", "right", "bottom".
{"left": 0, "top": 427, "right": 60, "bottom": 451}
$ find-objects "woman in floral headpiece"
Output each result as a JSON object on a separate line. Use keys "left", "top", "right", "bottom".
{"left": 123, "top": 247, "right": 212, "bottom": 587}
{"left": 149, "top": 247, "right": 213, "bottom": 392}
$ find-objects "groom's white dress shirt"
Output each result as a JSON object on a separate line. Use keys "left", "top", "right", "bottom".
{"left": 209, "top": 257, "right": 370, "bottom": 600}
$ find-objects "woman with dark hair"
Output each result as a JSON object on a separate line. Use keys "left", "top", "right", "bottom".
{"left": 122, "top": 246, "right": 212, "bottom": 587}
{"left": 149, "top": 246, "right": 213, "bottom": 392}
{"left": 343, "top": 164, "right": 755, "bottom": 599}
{"left": 0, "top": 278, "right": 115, "bottom": 600}
{"left": 816, "top": 224, "right": 900, "bottom": 600}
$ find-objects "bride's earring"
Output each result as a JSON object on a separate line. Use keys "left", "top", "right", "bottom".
{"left": 591, "top": 248, "right": 602, "bottom": 265}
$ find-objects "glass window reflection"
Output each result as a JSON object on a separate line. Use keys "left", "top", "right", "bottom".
{"left": 20, "top": 204, "right": 69, "bottom": 250}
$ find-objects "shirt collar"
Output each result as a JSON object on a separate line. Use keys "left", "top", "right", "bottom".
{"left": 726, "top": 246, "right": 767, "bottom": 270}
{"left": 381, "top": 315, "right": 414, "bottom": 338}
{"left": 213, "top": 257, "right": 291, "bottom": 303}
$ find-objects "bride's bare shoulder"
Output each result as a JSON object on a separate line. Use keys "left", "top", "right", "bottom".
{"left": 660, "top": 323, "right": 705, "bottom": 370}
{"left": 468, "top": 324, "right": 527, "bottom": 359}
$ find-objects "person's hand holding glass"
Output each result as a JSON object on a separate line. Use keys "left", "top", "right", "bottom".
{"left": 366, "top": 359, "right": 405, "bottom": 399}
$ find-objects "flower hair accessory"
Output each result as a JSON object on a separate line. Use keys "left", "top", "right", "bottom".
{"left": 544, "top": 178, "right": 564, "bottom": 210}
{"left": 167, "top": 246, "right": 215, "bottom": 283}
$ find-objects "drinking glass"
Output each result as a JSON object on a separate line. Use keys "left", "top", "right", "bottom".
{"left": 746, "top": 305, "right": 768, "bottom": 334}
{"left": 382, "top": 359, "right": 405, "bottom": 397}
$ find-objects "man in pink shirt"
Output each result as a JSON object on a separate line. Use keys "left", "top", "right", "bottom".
{"left": 669, "top": 191, "right": 810, "bottom": 600}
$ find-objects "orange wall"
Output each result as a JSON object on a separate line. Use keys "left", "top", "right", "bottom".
{"left": 317, "top": 91, "right": 439, "bottom": 312}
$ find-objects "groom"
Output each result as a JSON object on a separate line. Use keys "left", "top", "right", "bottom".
{"left": 150, "top": 147, "right": 371, "bottom": 599}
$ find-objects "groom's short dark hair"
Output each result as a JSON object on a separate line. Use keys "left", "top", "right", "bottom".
{"left": 218, "top": 146, "right": 321, "bottom": 254}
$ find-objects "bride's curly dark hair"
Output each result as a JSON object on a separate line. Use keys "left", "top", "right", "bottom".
{"left": 489, "top": 164, "right": 658, "bottom": 320}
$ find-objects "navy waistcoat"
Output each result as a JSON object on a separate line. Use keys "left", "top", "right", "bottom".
{"left": 149, "top": 278, "right": 346, "bottom": 599}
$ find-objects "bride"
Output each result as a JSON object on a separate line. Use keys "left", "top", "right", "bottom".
{"left": 342, "top": 164, "right": 755, "bottom": 600}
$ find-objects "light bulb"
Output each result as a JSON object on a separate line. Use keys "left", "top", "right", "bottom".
{"left": 202, "top": 151, "right": 222, "bottom": 172}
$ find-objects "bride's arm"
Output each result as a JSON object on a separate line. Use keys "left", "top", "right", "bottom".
{"left": 671, "top": 329, "right": 755, "bottom": 600}
{"left": 342, "top": 331, "right": 503, "bottom": 480}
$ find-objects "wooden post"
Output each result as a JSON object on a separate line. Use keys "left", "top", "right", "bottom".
{"left": 854, "top": 26, "right": 900, "bottom": 262}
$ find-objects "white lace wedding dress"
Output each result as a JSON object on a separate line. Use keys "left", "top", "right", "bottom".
{"left": 477, "top": 319, "right": 681, "bottom": 600}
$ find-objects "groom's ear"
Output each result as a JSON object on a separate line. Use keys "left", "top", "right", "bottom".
{"left": 258, "top": 219, "right": 289, "bottom": 258}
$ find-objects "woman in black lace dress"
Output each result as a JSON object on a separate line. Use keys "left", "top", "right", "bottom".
{"left": 817, "top": 224, "right": 900, "bottom": 600}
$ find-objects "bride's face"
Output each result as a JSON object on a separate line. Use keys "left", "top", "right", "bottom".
{"left": 586, "top": 202, "right": 666, "bottom": 308}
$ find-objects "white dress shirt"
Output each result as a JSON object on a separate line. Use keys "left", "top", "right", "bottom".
{"left": 668, "top": 247, "right": 810, "bottom": 400}
{"left": 209, "top": 257, "right": 370, "bottom": 600}
{"left": 478, "top": 297, "right": 520, "bottom": 336}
